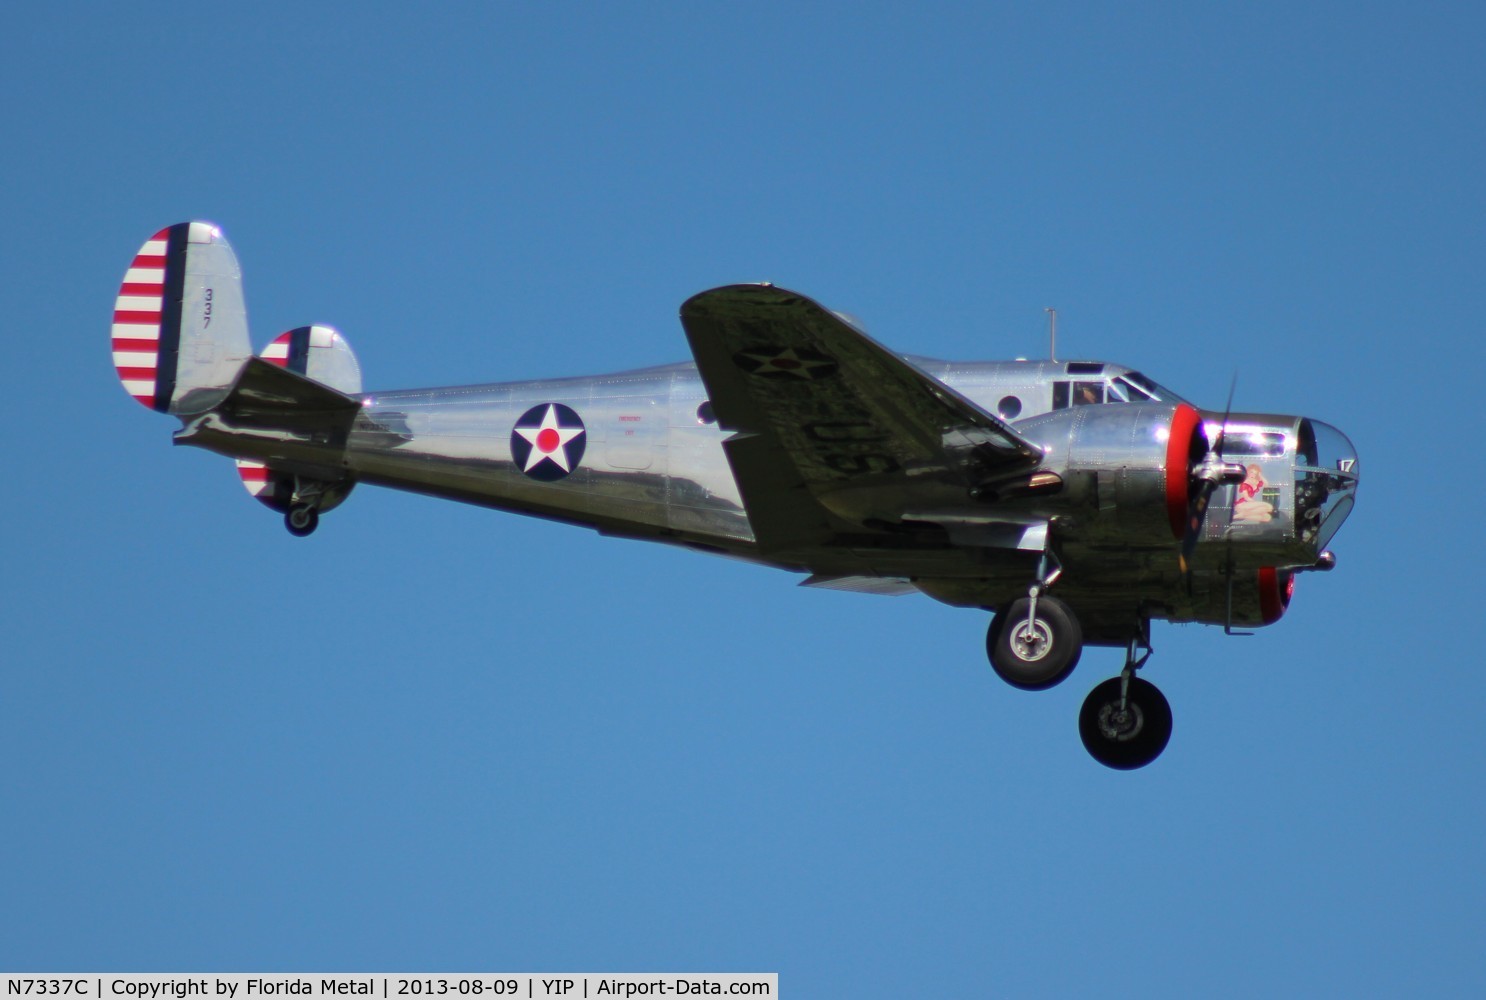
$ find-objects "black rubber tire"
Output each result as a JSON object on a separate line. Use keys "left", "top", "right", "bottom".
{"left": 1078, "top": 676, "right": 1173, "bottom": 770}
{"left": 986, "top": 595, "right": 1083, "bottom": 690}
{"left": 285, "top": 506, "right": 319, "bottom": 537}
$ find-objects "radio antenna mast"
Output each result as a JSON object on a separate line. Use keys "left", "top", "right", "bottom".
{"left": 1045, "top": 307, "right": 1057, "bottom": 362}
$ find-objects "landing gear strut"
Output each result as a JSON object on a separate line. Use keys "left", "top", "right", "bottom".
{"left": 986, "top": 552, "right": 1082, "bottom": 689}
{"left": 1078, "top": 632, "right": 1172, "bottom": 770}
{"left": 982, "top": 555, "right": 1172, "bottom": 767}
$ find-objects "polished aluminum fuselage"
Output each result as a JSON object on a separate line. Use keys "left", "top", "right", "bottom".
{"left": 181, "top": 354, "right": 1355, "bottom": 641}
{"left": 342, "top": 358, "right": 1143, "bottom": 557}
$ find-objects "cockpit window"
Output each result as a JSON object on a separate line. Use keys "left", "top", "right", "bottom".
{"left": 1121, "top": 371, "right": 1184, "bottom": 403}
{"left": 1111, "top": 376, "right": 1154, "bottom": 401}
{"left": 1051, "top": 371, "right": 1185, "bottom": 410}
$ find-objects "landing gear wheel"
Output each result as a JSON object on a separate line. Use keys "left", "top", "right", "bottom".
{"left": 1079, "top": 676, "right": 1172, "bottom": 770}
{"left": 285, "top": 505, "right": 319, "bottom": 537}
{"left": 986, "top": 595, "right": 1083, "bottom": 690}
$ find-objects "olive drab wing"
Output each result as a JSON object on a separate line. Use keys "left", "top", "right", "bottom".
{"left": 679, "top": 284, "right": 1045, "bottom": 564}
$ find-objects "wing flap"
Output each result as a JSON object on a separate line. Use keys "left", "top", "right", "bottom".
{"left": 800, "top": 574, "right": 919, "bottom": 596}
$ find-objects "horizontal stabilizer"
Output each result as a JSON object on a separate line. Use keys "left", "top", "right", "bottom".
{"left": 175, "top": 358, "right": 362, "bottom": 486}
{"left": 237, "top": 326, "right": 363, "bottom": 502}
{"left": 212, "top": 356, "right": 361, "bottom": 424}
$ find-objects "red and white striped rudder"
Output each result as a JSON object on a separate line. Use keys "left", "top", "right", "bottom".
{"left": 111, "top": 222, "right": 252, "bottom": 414}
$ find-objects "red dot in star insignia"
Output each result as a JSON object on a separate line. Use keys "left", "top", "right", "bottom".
{"left": 773, "top": 358, "right": 800, "bottom": 369}
{"left": 537, "top": 428, "right": 560, "bottom": 452}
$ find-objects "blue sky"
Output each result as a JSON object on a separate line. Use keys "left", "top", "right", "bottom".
{"left": 3, "top": 3, "right": 1483, "bottom": 995}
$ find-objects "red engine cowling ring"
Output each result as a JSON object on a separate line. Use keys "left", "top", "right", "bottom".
{"left": 1258, "top": 566, "right": 1296, "bottom": 624}
{"left": 1164, "top": 403, "right": 1205, "bottom": 540}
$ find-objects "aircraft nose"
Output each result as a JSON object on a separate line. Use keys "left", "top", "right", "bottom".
{"left": 1295, "top": 418, "right": 1359, "bottom": 553}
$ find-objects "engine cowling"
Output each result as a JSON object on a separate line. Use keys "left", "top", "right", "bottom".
{"left": 1013, "top": 401, "right": 1213, "bottom": 549}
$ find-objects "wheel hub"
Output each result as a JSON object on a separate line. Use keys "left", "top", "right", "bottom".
{"left": 1010, "top": 620, "right": 1052, "bottom": 662}
{"left": 1096, "top": 700, "right": 1145, "bottom": 742}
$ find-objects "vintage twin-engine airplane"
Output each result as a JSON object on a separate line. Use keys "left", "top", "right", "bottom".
{"left": 111, "top": 222, "right": 1359, "bottom": 768}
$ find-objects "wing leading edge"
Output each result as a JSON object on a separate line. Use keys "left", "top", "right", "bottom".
{"left": 680, "top": 284, "right": 1045, "bottom": 559}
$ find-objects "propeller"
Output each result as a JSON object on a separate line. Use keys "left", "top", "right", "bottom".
{"left": 1178, "top": 375, "right": 1245, "bottom": 577}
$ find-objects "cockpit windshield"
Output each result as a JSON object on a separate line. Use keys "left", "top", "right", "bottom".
{"left": 1105, "top": 377, "right": 1150, "bottom": 402}
{"left": 1119, "top": 371, "right": 1184, "bottom": 403}
{"left": 1052, "top": 370, "right": 1187, "bottom": 410}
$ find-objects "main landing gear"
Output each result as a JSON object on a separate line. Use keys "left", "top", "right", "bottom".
{"left": 986, "top": 593, "right": 1082, "bottom": 689}
{"left": 984, "top": 562, "right": 1173, "bottom": 769}
{"left": 986, "top": 553, "right": 1081, "bottom": 689}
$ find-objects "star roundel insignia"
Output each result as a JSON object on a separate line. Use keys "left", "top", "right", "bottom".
{"left": 510, "top": 403, "right": 587, "bottom": 481}
{"left": 731, "top": 345, "right": 839, "bottom": 380}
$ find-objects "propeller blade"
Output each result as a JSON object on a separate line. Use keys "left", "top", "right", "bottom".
{"left": 1179, "top": 373, "right": 1240, "bottom": 579}
{"left": 1219, "top": 373, "right": 1238, "bottom": 453}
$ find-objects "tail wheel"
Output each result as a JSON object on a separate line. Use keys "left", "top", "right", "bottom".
{"left": 285, "top": 505, "right": 319, "bottom": 537}
{"left": 986, "top": 595, "right": 1082, "bottom": 690}
{"left": 1078, "top": 676, "right": 1172, "bottom": 770}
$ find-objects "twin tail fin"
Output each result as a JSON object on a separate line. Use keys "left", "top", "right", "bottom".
{"left": 111, "top": 222, "right": 252, "bottom": 414}
{"left": 114, "top": 222, "right": 364, "bottom": 534}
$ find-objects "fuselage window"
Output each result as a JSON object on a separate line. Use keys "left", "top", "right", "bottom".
{"left": 1217, "top": 427, "right": 1288, "bottom": 458}
{"left": 997, "top": 395, "right": 1023, "bottom": 420}
{"left": 1053, "top": 381, "right": 1104, "bottom": 408}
